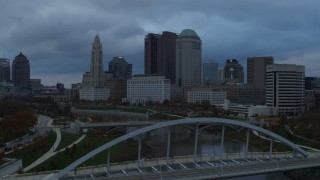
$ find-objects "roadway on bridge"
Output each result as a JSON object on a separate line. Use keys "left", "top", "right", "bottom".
{"left": 60, "top": 152, "right": 320, "bottom": 179}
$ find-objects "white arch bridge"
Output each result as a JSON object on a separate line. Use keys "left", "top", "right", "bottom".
{"left": 48, "top": 118, "right": 320, "bottom": 179}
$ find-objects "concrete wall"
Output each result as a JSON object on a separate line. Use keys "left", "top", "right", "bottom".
{"left": 0, "top": 158, "right": 22, "bottom": 178}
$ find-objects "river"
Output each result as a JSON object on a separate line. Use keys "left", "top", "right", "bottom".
{"left": 141, "top": 127, "right": 291, "bottom": 180}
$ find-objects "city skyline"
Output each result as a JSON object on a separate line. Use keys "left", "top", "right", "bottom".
{"left": 1, "top": 0, "right": 320, "bottom": 87}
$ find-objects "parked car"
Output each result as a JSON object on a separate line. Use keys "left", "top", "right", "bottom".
{"left": 4, "top": 147, "right": 12, "bottom": 152}
{"left": 16, "top": 143, "right": 23, "bottom": 149}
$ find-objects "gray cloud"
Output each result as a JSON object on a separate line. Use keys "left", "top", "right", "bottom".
{"left": 1, "top": 0, "right": 320, "bottom": 87}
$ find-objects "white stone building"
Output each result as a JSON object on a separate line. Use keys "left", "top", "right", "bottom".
{"left": 187, "top": 89, "right": 226, "bottom": 105}
{"left": 127, "top": 76, "right": 170, "bottom": 104}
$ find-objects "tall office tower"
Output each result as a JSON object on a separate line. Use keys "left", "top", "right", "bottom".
{"left": 305, "top": 77, "right": 316, "bottom": 90}
{"left": 175, "top": 29, "right": 201, "bottom": 87}
{"left": 0, "top": 58, "right": 10, "bottom": 82}
{"left": 202, "top": 60, "right": 218, "bottom": 84}
{"left": 90, "top": 35, "right": 104, "bottom": 87}
{"left": 144, "top": 31, "right": 177, "bottom": 84}
{"left": 266, "top": 64, "right": 305, "bottom": 116}
{"left": 80, "top": 35, "right": 109, "bottom": 101}
{"left": 223, "top": 59, "right": 244, "bottom": 83}
{"left": 12, "top": 52, "right": 30, "bottom": 88}
{"left": 247, "top": 56, "right": 273, "bottom": 89}
{"left": 217, "top": 68, "right": 224, "bottom": 82}
{"left": 108, "top": 56, "right": 132, "bottom": 79}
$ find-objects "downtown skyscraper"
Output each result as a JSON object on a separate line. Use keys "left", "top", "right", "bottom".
{"left": 175, "top": 29, "right": 201, "bottom": 87}
{"left": 79, "top": 35, "right": 109, "bottom": 101}
{"left": 144, "top": 31, "right": 177, "bottom": 84}
{"left": 12, "top": 52, "right": 30, "bottom": 88}
{"left": 202, "top": 60, "right": 218, "bottom": 84}
{"left": 247, "top": 56, "right": 274, "bottom": 89}
{"left": 223, "top": 59, "right": 244, "bottom": 83}
{"left": 108, "top": 56, "right": 132, "bottom": 80}
{"left": 0, "top": 58, "right": 10, "bottom": 82}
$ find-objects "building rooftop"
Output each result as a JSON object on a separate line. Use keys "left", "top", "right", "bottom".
{"left": 178, "top": 29, "right": 200, "bottom": 39}
{"left": 15, "top": 52, "right": 27, "bottom": 60}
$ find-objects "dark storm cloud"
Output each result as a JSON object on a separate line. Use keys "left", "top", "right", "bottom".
{"left": 1, "top": 0, "right": 320, "bottom": 86}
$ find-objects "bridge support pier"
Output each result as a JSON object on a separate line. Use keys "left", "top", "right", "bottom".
{"left": 220, "top": 126, "right": 225, "bottom": 160}
{"left": 245, "top": 129, "right": 250, "bottom": 159}
{"left": 269, "top": 138, "right": 273, "bottom": 157}
{"left": 107, "top": 149, "right": 110, "bottom": 169}
{"left": 167, "top": 130, "right": 171, "bottom": 164}
{"left": 194, "top": 123, "right": 199, "bottom": 160}
{"left": 137, "top": 135, "right": 142, "bottom": 167}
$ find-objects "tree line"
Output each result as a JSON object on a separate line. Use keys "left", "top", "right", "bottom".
{"left": 0, "top": 100, "right": 37, "bottom": 144}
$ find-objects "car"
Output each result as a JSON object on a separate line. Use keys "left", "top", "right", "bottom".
{"left": 16, "top": 143, "right": 23, "bottom": 149}
{"left": 4, "top": 147, "right": 12, "bottom": 152}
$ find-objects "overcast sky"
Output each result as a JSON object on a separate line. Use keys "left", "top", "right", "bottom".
{"left": 1, "top": 0, "right": 320, "bottom": 87}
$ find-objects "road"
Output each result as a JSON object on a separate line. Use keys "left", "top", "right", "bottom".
{"left": 1, "top": 114, "right": 54, "bottom": 154}
{"left": 58, "top": 152, "right": 320, "bottom": 180}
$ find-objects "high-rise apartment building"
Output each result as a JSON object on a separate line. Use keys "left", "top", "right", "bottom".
{"left": 202, "top": 60, "right": 218, "bottom": 84}
{"left": 12, "top": 52, "right": 30, "bottom": 88}
{"left": 0, "top": 58, "right": 10, "bottom": 82}
{"left": 80, "top": 35, "right": 109, "bottom": 101}
{"left": 145, "top": 31, "right": 177, "bottom": 84}
{"left": 247, "top": 56, "right": 273, "bottom": 89}
{"left": 266, "top": 64, "right": 305, "bottom": 116}
{"left": 108, "top": 56, "right": 132, "bottom": 79}
{"left": 223, "top": 59, "right": 244, "bottom": 83}
{"left": 175, "top": 29, "right": 201, "bottom": 87}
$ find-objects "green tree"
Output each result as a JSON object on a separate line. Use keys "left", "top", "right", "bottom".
{"left": 279, "top": 115, "right": 288, "bottom": 127}
{"left": 201, "top": 100, "right": 211, "bottom": 111}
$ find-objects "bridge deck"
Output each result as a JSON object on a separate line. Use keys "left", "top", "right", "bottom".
{"left": 58, "top": 152, "right": 320, "bottom": 179}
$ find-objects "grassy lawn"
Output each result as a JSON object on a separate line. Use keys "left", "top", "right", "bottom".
{"left": 276, "top": 126, "right": 320, "bottom": 150}
{"left": 28, "top": 134, "right": 132, "bottom": 172}
{"left": 56, "top": 131, "right": 82, "bottom": 151}
{"left": 0, "top": 131, "right": 30, "bottom": 144}
{"left": 7, "top": 132, "right": 56, "bottom": 168}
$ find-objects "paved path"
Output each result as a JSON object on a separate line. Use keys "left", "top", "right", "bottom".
{"left": 23, "top": 129, "right": 86, "bottom": 172}
{"left": 56, "top": 134, "right": 86, "bottom": 153}
{"left": 23, "top": 128, "right": 62, "bottom": 172}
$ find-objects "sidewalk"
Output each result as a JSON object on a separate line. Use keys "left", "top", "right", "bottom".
{"left": 23, "top": 128, "right": 62, "bottom": 172}
{"left": 23, "top": 128, "right": 86, "bottom": 172}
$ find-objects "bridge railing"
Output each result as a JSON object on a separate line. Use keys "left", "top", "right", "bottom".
{"left": 73, "top": 151, "right": 304, "bottom": 175}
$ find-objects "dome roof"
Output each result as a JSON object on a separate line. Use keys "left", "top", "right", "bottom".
{"left": 178, "top": 29, "right": 200, "bottom": 38}
{"left": 110, "top": 56, "right": 127, "bottom": 64}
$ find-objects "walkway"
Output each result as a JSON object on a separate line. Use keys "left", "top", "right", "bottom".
{"left": 5, "top": 152, "right": 320, "bottom": 180}
{"left": 23, "top": 128, "right": 62, "bottom": 172}
{"left": 23, "top": 129, "right": 86, "bottom": 172}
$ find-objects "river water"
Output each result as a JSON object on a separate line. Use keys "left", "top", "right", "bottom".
{"left": 76, "top": 109, "right": 291, "bottom": 179}
{"left": 141, "top": 127, "right": 291, "bottom": 180}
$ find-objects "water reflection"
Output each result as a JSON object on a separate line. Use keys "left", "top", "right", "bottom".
{"left": 142, "top": 127, "right": 260, "bottom": 158}
{"left": 142, "top": 127, "right": 289, "bottom": 180}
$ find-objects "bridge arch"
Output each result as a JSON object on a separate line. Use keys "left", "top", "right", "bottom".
{"left": 56, "top": 117, "right": 308, "bottom": 178}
